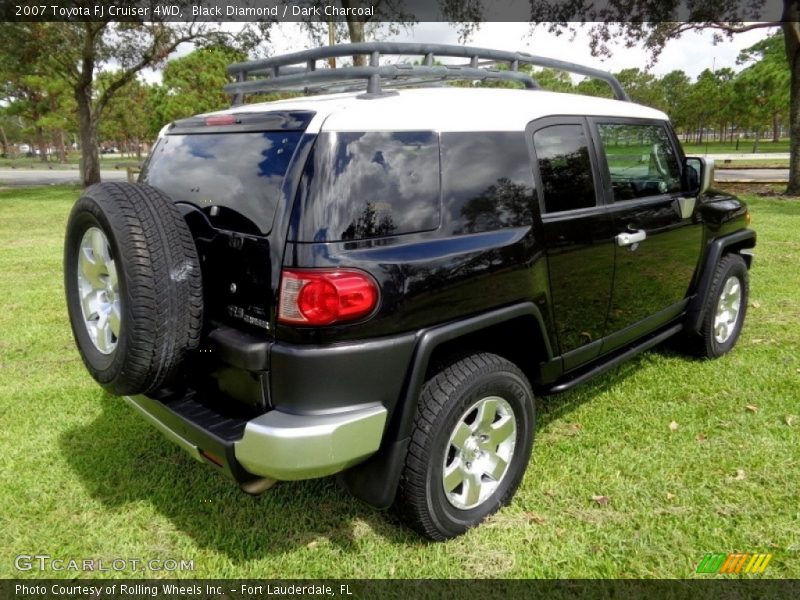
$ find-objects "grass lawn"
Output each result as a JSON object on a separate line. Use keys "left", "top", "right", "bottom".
{"left": 0, "top": 185, "right": 798, "bottom": 579}
{"left": 0, "top": 155, "right": 141, "bottom": 169}
{"left": 681, "top": 140, "right": 789, "bottom": 155}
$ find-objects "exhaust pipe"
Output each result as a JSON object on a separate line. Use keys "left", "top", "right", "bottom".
{"left": 240, "top": 477, "right": 277, "bottom": 496}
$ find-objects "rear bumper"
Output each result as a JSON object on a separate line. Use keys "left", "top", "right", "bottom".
{"left": 124, "top": 394, "right": 387, "bottom": 482}
{"left": 123, "top": 328, "right": 415, "bottom": 484}
{"left": 235, "top": 404, "right": 387, "bottom": 480}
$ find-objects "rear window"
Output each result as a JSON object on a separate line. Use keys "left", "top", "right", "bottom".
{"left": 142, "top": 131, "right": 302, "bottom": 234}
{"left": 294, "top": 131, "right": 441, "bottom": 242}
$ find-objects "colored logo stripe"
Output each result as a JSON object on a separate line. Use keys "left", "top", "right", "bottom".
{"left": 696, "top": 552, "right": 772, "bottom": 574}
{"left": 696, "top": 553, "right": 727, "bottom": 573}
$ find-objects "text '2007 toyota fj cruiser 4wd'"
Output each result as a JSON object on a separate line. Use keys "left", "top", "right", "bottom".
{"left": 64, "top": 43, "right": 755, "bottom": 540}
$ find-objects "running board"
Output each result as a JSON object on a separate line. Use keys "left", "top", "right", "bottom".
{"left": 543, "top": 323, "right": 684, "bottom": 394}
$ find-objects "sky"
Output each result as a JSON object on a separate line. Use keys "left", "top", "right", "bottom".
{"left": 143, "top": 21, "right": 777, "bottom": 84}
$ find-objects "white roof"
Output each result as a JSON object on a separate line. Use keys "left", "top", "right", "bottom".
{"left": 215, "top": 87, "right": 669, "bottom": 134}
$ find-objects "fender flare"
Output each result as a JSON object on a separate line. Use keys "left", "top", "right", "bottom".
{"left": 338, "top": 302, "right": 553, "bottom": 509}
{"left": 686, "top": 229, "right": 756, "bottom": 334}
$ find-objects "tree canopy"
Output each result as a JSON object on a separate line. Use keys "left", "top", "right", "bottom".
{"left": 526, "top": 1, "right": 797, "bottom": 192}
{"left": 0, "top": 21, "right": 792, "bottom": 191}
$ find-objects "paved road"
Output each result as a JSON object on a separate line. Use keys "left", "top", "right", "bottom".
{"left": 0, "top": 168, "right": 128, "bottom": 186}
{"left": 703, "top": 153, "right": 789, "bottom": 160}
{"left": 715, "top": 168, "right": 789, "bottom": 183}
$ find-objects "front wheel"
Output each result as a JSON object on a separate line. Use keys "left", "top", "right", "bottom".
{"left": 685, "top": 253, "right": 749, "bottom": 359}
{"left": 394, "top": 353, "right": 535, "bottom": 540}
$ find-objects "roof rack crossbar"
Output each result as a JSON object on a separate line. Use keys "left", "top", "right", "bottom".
{"left": 225, "top": 42, "right": 630, "bottom": 104}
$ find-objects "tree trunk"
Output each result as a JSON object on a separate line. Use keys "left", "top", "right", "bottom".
{"left": 327, "top": 20, "right": 336, "bottom": 68}
{"left": 342, "top": 1, "right": 367, "bottom": 65}
{"left": 0, "top": 125, "right": 8, "bottom": 157}
{"left": 75, "top": 23, "right": 101, "bottom": 187}
{"left": 56, "top": 129, "right": 67, "bottom": 163}
{"left": 76, "top": 84, "right": 100, "bottom": 186}
{"left": 783, "top": 18, "right": 800, "bottom": 194}
{"left": 772, "top": 112, "right": 781, "bottom": 143}
{"left": 35, "top": 126, "right": 48, "bottom": 162}
{"left": 347, "top": 19, "right": 365, "bottom": 65}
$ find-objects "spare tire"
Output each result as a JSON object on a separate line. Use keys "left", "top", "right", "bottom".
{"left": 64, "top": 182, "right": 203, "bottom": 395}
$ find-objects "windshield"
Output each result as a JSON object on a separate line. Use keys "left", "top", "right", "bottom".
{"left": 142, "top": 131, "right": 303, "bottom": 235}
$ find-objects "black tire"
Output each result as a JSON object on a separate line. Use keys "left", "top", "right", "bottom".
{"left": 64, "top": 182, "right": 203, "bottom": 395}
{"left": 685, "top": 253, "right": 749, "bottom": 359}
{"left": 395, "top": 353, "right": 535, "bottom": 540}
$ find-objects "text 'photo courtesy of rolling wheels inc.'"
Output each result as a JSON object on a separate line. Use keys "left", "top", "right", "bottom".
{"left": 0, "top": 0, "right": 798, "bottom": 598}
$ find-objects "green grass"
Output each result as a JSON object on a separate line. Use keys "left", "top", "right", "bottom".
{"left": 0, "top": 155, "right": 141, "bottom": 169}
{"left": 681, "top": 140, "right": 789, "bottom": 155}
{"left": 0, "top": 186, "right": 798, "bottom": 579}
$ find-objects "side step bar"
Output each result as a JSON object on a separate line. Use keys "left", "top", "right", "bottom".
{"left": 544, "top": 323, "right": 684, "bottom": 394}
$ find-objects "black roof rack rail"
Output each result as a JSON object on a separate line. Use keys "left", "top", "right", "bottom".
{"left": 225, "top": 42, "right": 630, "bottom": 105}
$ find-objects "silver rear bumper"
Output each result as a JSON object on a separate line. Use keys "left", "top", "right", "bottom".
{"left": 234, "top": 404, "right": 387, "bottom": 480}
{"left": 124, "top": 395, "right": 387, "bottom": 481}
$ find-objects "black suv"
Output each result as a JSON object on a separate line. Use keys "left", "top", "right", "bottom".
{"left": 64, "top": 44, "right": 755, "bottom": 540}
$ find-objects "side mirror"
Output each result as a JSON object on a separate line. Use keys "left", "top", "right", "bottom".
{"left": 684, "top": 156, "right": 714, "bottom": 195}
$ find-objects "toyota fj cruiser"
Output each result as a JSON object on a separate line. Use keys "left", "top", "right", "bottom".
{"left": 64, "top": 43, "right": 755, "bottom": 540}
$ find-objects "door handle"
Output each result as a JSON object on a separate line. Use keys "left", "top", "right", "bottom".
{"left": 615, "top": 229, "right": 647, "bottom": 247}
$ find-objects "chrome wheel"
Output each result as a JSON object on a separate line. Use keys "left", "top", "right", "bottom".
{"left": 442, "top": 395, "right": 517, "bottom": 510}
{"left": 713, "top": 275, "right": 742, "bottom": 344}
{"left": 77, "top": 227, "right": 120, "bottom": 354}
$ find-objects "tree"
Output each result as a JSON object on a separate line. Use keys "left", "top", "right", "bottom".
{"left": 0, "top": 74, "right": 49, "bottom": 161}
{"left": 532, "top": 68, "right": 575, "bottom": 93}
{"left": 153, "top": 45, "right": 246, "bottom": 125}
{"left": 297, "top": 1, "right": 477, "bottom": 64}
{"left": 615, "top": 68, "right": 662, "bottom": 107}
{"left": 657, "top": 70, "right": 693, "bottom": 136}
{"left": 529, "top": 3, "right": 799, "bottom": 194}
{"left": 0, "top": 110, "right": 24, "bottom": 158}
{"left": 684, "top": 68, "right": 736, "bottom": 145}
{"left": 0, "top": 19, "right": 268, "bottom": 186}
{"left": 737, "top": 32, "right": 790, "bottom": 143}
{"left": 0, "top": 45, "right": 58, "bottom": 161}
{"left": 98, "top": 73, "right": 151, "bottom": 159}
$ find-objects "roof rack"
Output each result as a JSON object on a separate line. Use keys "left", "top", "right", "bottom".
{"left": 225, "top": 42, "right": 630, "bottom": 105}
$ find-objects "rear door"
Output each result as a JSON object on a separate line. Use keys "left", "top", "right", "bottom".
{"left": 588, "top": 118, "right": 702, "bottom": 352}
{"left": 529, "top": 117, "right": 615, "bottom": 370}
{"left": 140, "top": 111, "right": 314, "bottom": 336}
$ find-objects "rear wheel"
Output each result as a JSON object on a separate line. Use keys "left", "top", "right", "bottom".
{"left": 64, "top": 182, "right": 203, "bottom": 395}
{"left": 395, "top": 353, "right": 535, "bottom": 540}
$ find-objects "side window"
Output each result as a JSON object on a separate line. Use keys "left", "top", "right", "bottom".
{"left": 533, "top": 124, "right": 597, "bottom": 213}
{"left": 597, "top": 122, "right": 681, "bottom": 200}
{"left": 297, "top": 131, "right": 440, "bottom": 242}
{"left": 440, "top": 132, "right": 536, "bottom": 234}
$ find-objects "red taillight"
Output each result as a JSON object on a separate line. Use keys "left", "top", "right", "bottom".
{"left": 278, "top": 269, "right": 379, "bottom": 326}
{"left": 205, "top": 115, "right": 237, "bottom": 126}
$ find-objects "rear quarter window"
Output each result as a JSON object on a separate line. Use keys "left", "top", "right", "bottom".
{"left": 441, "top": 132, "right": 536, "bottom": 234}
{"left": 294, "top": 131, "right": 441, "bottom": 242}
